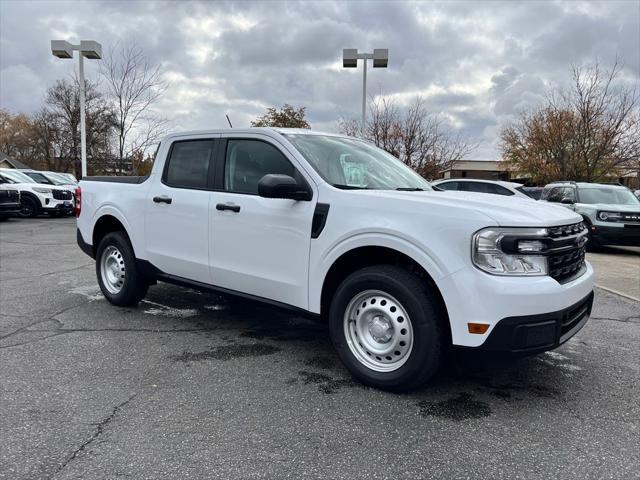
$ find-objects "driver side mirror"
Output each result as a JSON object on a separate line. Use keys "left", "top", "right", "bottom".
{"left": 561, "top": 197, "right": 574, "bottom": 204}
{"left": 258, "top": 174, "right": 312, "bottom": 201}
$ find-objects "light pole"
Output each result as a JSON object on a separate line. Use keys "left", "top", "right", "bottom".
{"left": 51, "top": 40, "right": 102, "bottom": 178}
{"left": 342, "top": 48, "right": 388, "bottom": 137}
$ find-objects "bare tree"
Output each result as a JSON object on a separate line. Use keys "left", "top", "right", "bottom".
{"left": 101, "top": 44, "right": 169, "bottom": 174}
{"left": 339, "top": 95, "right": 477, "bottom": 180}
{"left": 501, "top": 60, "right": 640, "bottom": 183}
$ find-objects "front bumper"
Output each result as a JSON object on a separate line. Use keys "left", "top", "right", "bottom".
{"left": 42, "top": 198, "right": 74, "bottom": 214}
{"left": 439, "top": 261, "right": 595, "bottom": 348}
{"left": 591, "top": 223, "right": 640, "bottom": 247}
{"left": 476, "top": 291, "right": 593, "bottom": 354}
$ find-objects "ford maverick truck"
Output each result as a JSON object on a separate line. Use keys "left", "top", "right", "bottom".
{"left": 77, "top": 128, "right": 594, "bottom": 390}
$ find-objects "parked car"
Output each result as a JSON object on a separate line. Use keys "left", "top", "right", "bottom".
{"left": 0, "top": 168, "right": 74, "bottom": 217}
{"left": 520, "top": 186, "right": 544, "bottom": 200}
{"left": 55, "top": 172, "right": 78, "bottom": 184}
{"left": 77, "top": 128, "right": 594, "bottom": 391}
{"left": 540, "top": 181, "right": 640, "bottom": 249}
{"left": 0, "top": 183, "right": 21, "bottom": 219}
{"left": 19, "top": 169, "right": 77, "bottom": 194}
{"left": 432, "top": 178, "right": 534, "bottom": 199}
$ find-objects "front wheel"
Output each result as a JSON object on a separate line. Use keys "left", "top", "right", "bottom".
{"left": 96, "top": 232, "right": 148, "bottom": 306}
{"left": 329, "top": 265, "right": 446, "bottom": 392}
{"left": 18, "top": 197, "right": 39, "bottom": 218}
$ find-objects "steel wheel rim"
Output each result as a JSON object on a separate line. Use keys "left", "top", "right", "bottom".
{"left": 100, "top": 246, "right": 125, "bottom": 294}
{"left": 343, "top": 289, "right": 414, "bottom": 372}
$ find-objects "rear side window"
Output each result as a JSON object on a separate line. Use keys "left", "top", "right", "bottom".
{"left": 224, "top": 139, "right": 295, "bottom": 195}
{"left": 437, "top": 181, "right": 459, "bottom": 190}
{"left": 164, "top": 140, "right": 213, "bottom": 189}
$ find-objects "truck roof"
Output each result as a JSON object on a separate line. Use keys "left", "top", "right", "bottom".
{"left": 160, "top": 127, "right": 349, "bottom": 142}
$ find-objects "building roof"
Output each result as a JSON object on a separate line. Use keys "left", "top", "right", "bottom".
{"left": 439, "top": 160, "right": 507, "bottom": 173}
{"left": 0, "top": 152, "right": 30, "bottom": 169}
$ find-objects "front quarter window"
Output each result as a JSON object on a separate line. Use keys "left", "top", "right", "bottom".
{"left": 285, "top": 134, "right": 432, "bottom": 191}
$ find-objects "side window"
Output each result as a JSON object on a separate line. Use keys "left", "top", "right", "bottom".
{"left": 224, "top": 139, "right": 295, "bottom": 195}
{"left": 464, "top": 182, "right": 489, "bottom": 193}
{"left": 437, "top": 181, "right": 459, "bottom": 190}
{"left": 492, "top": 185, "right": 515, "bottom": 196}
{"left": 562, "top": 187, "right": 576, "bottom": 202}
{"left": 164, "top": 140, "right": 213, "bottom": 189}
{"left": 545, "top": 186, "right": 563, "bottom": 202}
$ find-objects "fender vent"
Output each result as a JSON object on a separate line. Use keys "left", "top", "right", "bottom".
{"left": 311, "top": 203, "right": 330, "bottom": 239}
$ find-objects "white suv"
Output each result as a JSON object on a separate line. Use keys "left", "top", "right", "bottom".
{"left": 0, "top": 168, "right": 74, "bottom": 217}
{"left": 432, "top": 178, "right": 534, "bottom": 199}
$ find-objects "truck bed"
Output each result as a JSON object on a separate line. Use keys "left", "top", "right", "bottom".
{"left": 82, "top": 176, "right": 149, "bottom": 184}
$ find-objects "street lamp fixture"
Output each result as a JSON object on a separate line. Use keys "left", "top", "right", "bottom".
{"left": 342, "top": 48, "right": 389, "bottom": 136}
{"left": 51, "top": 39, "right": 102, "bottom": 178}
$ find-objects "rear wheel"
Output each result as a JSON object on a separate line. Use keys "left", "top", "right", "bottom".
{"left": 329, "top": 265, "right": 446, "bottom": 392}
{"left": 96, "top": 231, "right": 148, "bottom": 306}
{"left": 18, "top": 197, "right": 38, "bottom": 218}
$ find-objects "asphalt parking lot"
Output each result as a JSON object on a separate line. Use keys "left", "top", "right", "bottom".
{"left": 1, "top": 217, "right": 639, "bottom": 480}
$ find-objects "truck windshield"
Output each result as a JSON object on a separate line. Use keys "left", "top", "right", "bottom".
{"left": 285, "top": 134, "right": 432, "bottom": 191}
{"left": 579, "top": 187, "right": 639, "bottom": 205}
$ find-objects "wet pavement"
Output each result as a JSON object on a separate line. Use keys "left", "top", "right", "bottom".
{"left": 1, "top": 217, "right": 639, "bottom": 479}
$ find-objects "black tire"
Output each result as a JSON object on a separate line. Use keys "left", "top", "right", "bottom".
{"left": 586, "top": 232, "right": 603, "bottom": 252}
{"left": 96, "top": 231, "right": 148, "bottom": 306}
{"left": 329, "top": 265, "right": 446, "bottom": 392}
{"left": 18, "top": 196, "right": 39, "bottom": 218}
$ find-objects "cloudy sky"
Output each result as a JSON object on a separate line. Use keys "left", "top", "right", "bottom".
{"left": 1, "top": 0, "right": 638, "bottom": 159}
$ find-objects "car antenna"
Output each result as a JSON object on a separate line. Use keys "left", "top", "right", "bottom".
{"left": 226, "top": 114, "right": 233, "bottom": 128}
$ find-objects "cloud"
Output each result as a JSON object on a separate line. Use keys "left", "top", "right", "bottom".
{"left": 0, "top": 0, "right": 638, "bottom": 159}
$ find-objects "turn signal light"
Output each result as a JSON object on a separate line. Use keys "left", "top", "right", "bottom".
{"left": 468, "top": 323, "right": 490, "bottom": 334}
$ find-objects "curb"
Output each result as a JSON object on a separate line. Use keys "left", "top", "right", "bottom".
{"left": 595, "top": 284, "right": 640, "bottom": 303}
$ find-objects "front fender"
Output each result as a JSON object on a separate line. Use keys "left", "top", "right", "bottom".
{"left": 308, "top": 232, "right": 450, "bottom": 314}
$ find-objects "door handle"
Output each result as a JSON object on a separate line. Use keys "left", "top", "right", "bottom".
{"left": 153, "top": 196, "right": 172, "bottom": 204}
{"left": 216, "top": 203, "right": 240, "bottom": 213}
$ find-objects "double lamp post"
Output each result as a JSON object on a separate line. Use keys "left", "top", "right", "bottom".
{"left": 342, "top": 48, "right": 389, "bottom": 137}
{"left": 51, "top": 39, "right": 102, "bottom": 179}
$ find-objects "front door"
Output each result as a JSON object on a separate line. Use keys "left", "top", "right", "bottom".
{"left": 145, "top": 137, "right": 217, "bottom": 284}
{"left": 209, "top": 136, "right": 316, "bottom": 309}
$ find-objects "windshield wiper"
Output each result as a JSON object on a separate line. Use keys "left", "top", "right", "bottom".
{"left": 333, "top": 184, "right": 370, "bottom": 190}
{"left": 396, "top": 187, "right": 425, "bottom": 191}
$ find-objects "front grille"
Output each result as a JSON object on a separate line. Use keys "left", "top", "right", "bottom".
{"left": 52, "top": 190, "right": 72, "bottom": 200}
{"left": 549, "top": 246, "right": 586, "bottom": 283}
{"left": 619, "top": 212, "right": 640, "bottom": 223}
{"left": 545, "top": 221, "right": 587, "bottom": 284}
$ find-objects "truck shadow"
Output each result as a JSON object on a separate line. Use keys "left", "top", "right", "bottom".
{"left": 147, "top": 284, "right": 574, "bottom": 411}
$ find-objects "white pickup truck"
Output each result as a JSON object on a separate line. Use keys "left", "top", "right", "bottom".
{"left": 77, "top": 128, "right": 594, "bottom": 390}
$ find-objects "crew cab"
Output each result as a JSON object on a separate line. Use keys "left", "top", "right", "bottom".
{"left": 77, "top": 129, "right": 594, "bottom": 391}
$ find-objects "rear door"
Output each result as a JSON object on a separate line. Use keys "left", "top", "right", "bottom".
{"left": 144, "top": 136, "right": 218, "bottom": 284}
{"left": 209, "top": 135, "right": 316, "bottom": 309}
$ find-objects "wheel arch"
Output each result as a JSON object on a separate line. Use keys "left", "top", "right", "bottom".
{"left": 19, "top": 191, "right": 42, "bottom": 207}
{"left": 92, "top": 213, "right": 133, "bottom": 257}
{"left": 317, "top": 244, "right": 451, "bottom": 343}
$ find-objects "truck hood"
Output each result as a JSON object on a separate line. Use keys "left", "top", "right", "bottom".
{"left": 353, "top": 189, "right": 582, "bottom": 227}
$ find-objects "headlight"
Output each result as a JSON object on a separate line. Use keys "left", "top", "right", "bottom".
{"left": 32, "top": 187, "right": 52, "bottom": 194}
{"left": 472, "top": 227, "right": 548, "bottom": 276}
{"left": 598, "top": 211, "right": 622, "bottom": 221}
